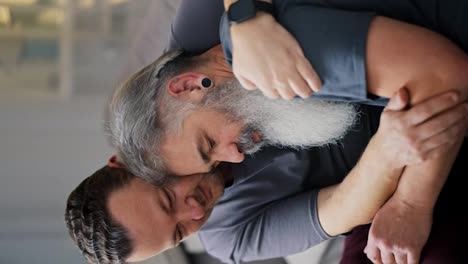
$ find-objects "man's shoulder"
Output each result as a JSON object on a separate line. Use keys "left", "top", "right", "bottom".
{"left": 167, "top": 0, "right": 224, "bottom": 53}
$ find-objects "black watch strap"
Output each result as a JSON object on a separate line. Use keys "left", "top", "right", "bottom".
{"left": 254, "top": 1, "right": 274, "bottom": 16}
{"left": 227, "top": 0, "right": 274, "bottom": 25}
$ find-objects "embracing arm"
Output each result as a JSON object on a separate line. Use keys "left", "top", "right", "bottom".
{"left": 317, "top": 85, "right": 465, "bottom": 237}
{"left": 200, "top": 191, "right": 333, "bottom": 263}
{"left": 317, "top": 132, "right": 402, "bottom": 236}
{"left": 362, "top": 16, "right": 468, "bottom": 263}
{"left": 366, "top": 16, "right": 468, "bottom": 217}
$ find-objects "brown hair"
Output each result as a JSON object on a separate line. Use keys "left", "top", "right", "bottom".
{"left": 65, "top": 166, "right": 135, "bottom": 264}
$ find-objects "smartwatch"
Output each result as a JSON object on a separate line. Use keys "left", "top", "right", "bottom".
{"left": 227, "top": 0, "right": 274, "bottom": 25}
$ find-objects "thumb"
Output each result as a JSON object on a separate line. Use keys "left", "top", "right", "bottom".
{"left": 386, "top": 87, "right": 409, "bottom": 111}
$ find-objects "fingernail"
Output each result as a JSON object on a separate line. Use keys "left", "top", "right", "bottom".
{"left": 316, "top": 82, "right": 322, "bottom": 92}
{"left": 311, "top": 81, "right": 321, "bottom": 92}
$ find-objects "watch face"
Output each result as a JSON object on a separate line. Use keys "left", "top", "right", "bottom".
{"left": 228, "top": 0, "right": 256, "bottom": 24}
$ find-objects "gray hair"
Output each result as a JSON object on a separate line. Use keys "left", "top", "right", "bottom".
{"left": 65, "top": 166, "right": 134, "bottom": 264}
{"left": 108, "top": 49, "right": 201, "bottom": 184}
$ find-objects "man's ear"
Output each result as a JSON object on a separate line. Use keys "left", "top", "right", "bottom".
{"left": 167, "top": 72, "right": 209, "bottom": 103}
{"left": 108, "top": 155, "right": 124, "bottom": 168}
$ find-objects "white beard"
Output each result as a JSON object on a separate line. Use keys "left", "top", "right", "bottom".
{"left": 202, "top": 79, "right": 358, "bottom": 153}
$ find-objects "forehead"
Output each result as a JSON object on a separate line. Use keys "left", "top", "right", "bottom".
{"left": 107, "top": 178, "right": 174, "bottom": 259}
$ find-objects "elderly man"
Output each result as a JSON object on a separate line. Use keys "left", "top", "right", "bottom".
{"left": 66, "top": 0, "right": 468, "bottom": 263}
{"left": 110, "top": 0, "right": 468, "bottom": 181}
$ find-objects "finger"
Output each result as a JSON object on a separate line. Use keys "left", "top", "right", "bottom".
{"left": 386, "top": 88, "right": 410, "bottom": 111}
{"left": 276, "top": 86, "right": 297, "bottom": 100}
{"left": 296, "top": 57, "right": 322, "bottom": 92}
{"left": 394, "top": 253, "right": 407, "bottom": 264}
{"left": 237, "top": 76, "right": 257, "bottom": 91}
{"left": 381, "top": 251, "right": 397, "bottom": 264}
{"left": 421, "top": 127, "right": 466, "bottom": 160}
{"left": 254, "top": 78, "right": 281, "bottom": 99}
{"left": 403, "top": 91, "right": 460, "bottom": 126}
{"left": 407, "top": 251, "right": 420, "bottom": 264}
{"left": 288, "top": 74, "right": 313, "bottom": 99}
{"left": 413, "top": 102, "right": 468, "bottom": 140}
{"left": 365, "top": 246, "right": 383, "bottom": 264}
{"left": 262, "top": 88, "right": 280, "bottom": 99}
{"left": 417, "top": 121, "right": 467, "bottom": 154}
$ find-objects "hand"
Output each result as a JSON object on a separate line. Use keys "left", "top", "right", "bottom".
{"left": 230, "top": 13, "right": 321, "bottom": 99}
{"left": 375, "top": 88, "right": 468, "bottom": 167}
{"left": 364, "top": 196, "right": 433, "bottom": 264}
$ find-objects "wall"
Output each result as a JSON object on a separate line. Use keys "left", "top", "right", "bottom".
{"left": 0, "top": 95, "right": 113, "bottom": 263}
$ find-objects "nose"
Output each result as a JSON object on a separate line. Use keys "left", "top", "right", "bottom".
{"left": 178, "top": 196, "right": 205, "bottom": 220}
{"left": 212, "top": 143, "right": 244, "bottom": 163}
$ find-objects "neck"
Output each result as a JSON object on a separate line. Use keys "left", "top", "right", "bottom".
{"left": 219, "top": 163, "right": 234, "bottom": 188}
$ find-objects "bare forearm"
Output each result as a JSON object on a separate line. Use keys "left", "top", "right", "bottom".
{"left": 367, "top": 16, "right": 468, "bottom": 211}
{"left": 392, "top": 139, "right": 463, "bottom": 212}
{"left": 318, "top": 134, "right": 403, "bottom": 236}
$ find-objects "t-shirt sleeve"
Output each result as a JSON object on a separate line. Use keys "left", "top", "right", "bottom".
{"left": 219, "top": 4, "right": 389, "bottom": 106}
{"left": 198, "top": 190, "right": 333, "bottom": 263}
{"left": 168, "top": 0, "right": 224, "bottom": 53}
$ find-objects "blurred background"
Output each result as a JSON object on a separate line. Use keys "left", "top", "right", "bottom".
{"left": 0, "top": 0, "right": 177, "bottom": 263}
{"left": 0, "top": 0, "right": 341, "bottom": 263}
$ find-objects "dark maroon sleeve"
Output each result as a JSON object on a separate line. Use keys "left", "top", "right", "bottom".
{"left": 168, "top": 0, "right": 225, "bottom": 54}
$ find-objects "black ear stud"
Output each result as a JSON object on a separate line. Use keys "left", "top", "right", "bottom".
{"left": 201, "top": 78, "right": 212, "bottom": 88}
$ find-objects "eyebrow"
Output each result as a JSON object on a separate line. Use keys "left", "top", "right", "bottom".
{"left": 196, "top": 134, "right": 218, "bottom": 174}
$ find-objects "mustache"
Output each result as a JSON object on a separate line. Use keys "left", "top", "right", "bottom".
{"left": 238, "top": 124, "right": 266, "bottom": 154}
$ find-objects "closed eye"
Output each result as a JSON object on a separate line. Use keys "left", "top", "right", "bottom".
{"left": 206, "top": 136, "right": 218, "bottom": 171}
{"left": 162, "top": 188, "right": 181, "bottom": 246}
{"left": 175, "top": 225, "right": 183, "bottom": 245}
{"left": 197, "top": 135, "right": 217, "bottom": 173}
{"left": 162, "top": 188, "right": 173, "bottom": 210}
{"left": 207, "top": 137, "right": 215, "bottom": 150}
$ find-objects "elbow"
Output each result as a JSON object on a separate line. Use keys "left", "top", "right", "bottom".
{"left": 407, "top": 53, "right": 468, "bottom": 104}
{"left": 426, "top": 41, "right": 468, "bottom": 102}
{"left": 403, "top": 26, "right": 468, "bottom": 104}
{"left": 439, "top": 55, "right": 468, "bottom": 101}
{"left": 367, "top": 17, "right": 468, "bottom": 102}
